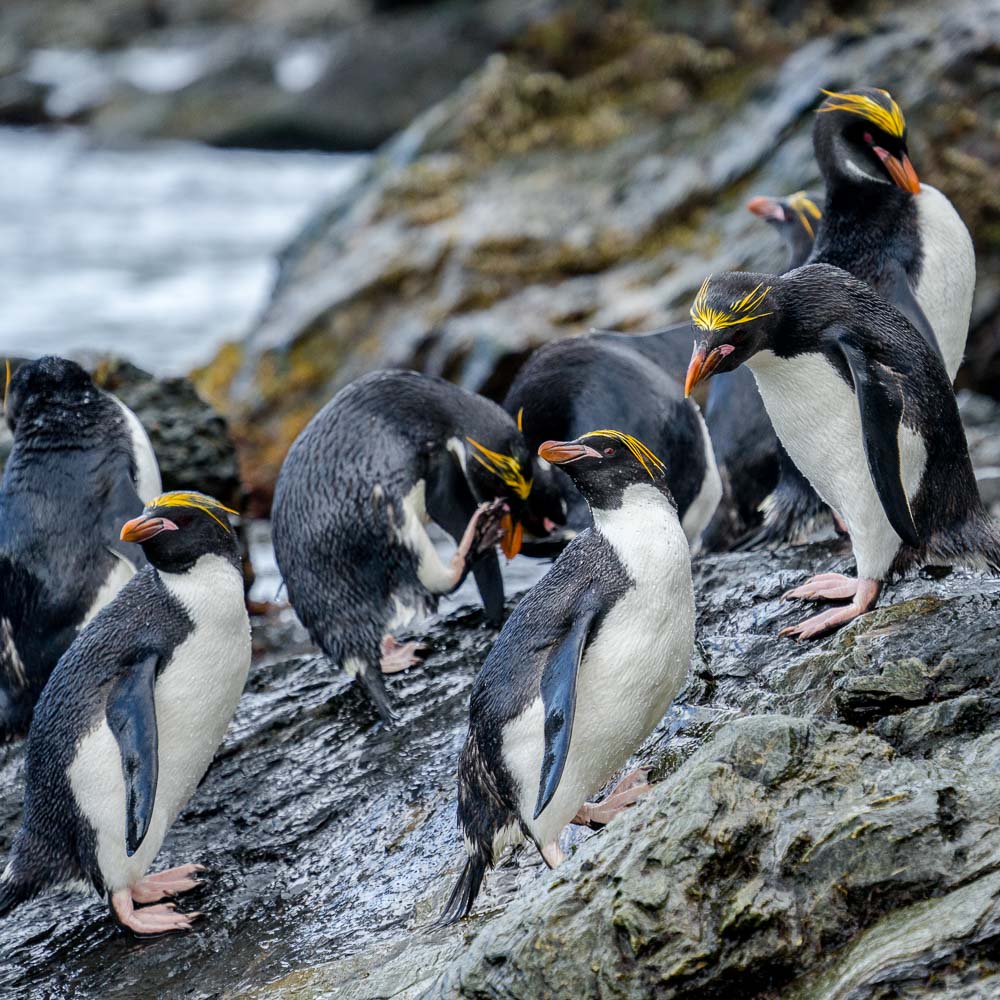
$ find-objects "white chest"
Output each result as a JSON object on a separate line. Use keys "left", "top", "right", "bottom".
{"left": 69, "top": 555, "right": 251, "bottom": 891}
{"left": 912, "top": 185, "right": 975, "bottom": 382}
{"left": 504, "top": 485, "right": 694, "bottom": 848}
{"left": 748, "top": 350, "right": 927, "bottom": 579}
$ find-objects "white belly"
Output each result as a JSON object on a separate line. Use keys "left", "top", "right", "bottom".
{"left": 503, "top": 485, "right": 695, "bottom": 850}
{"left": 69, "top": 555, "right": 251, "bottom": 891}
{"left": 681, "top": 407, "right": 723, "bottom": 549}
{"left": 913, "top": 184, "right": 975, "bottom": 382}
{"left": 748, "top": 350, "right": 927, "bottom": 579}
{"left": 112, "top": 394, "right": 162, "bottom": 502}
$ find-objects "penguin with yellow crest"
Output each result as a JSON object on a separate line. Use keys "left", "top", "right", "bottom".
{"left": 272, "top": 370, "right": 548, "bottom": 721}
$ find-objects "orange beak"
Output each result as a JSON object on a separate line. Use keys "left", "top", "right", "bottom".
{"left": 684, "top": 342, "right": 735, "bottom": 397}
{"left": 120, "top": 514, "right": 178, "bottom": 543}
{"left": 537, "top": 440, "right": 602, "bottom": 464}
{"left": 873, "top": 147, "right": 920, "bottom": 194}
{"left": 500, "top": 514, "right": 523, "bottom": 559}
{"left": 746, "top": 195, "right": 784, "bottom": 222}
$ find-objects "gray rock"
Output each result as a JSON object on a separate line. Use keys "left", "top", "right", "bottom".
{"left": 209, "top": 0, "right": 1000, "bottom": 503}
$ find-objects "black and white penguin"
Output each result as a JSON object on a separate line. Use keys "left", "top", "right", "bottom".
{"left": 0, "top": 356, "right": 162, "bottom": 740}
{"left": 684, "top": 266, "right": 1000, "bottom": 639}
{"left": 441, "top": 430, "right": 694, "bottom": 922}
{"left": 703, "top": 191, "right": 826, "bottom": 549}
{"left": 0, "top": 491, "right": 250, "bottom": 935}
{"left": 271, "top": 369, "right": 535, "bottom": 721}
{"left": 809, "top": 86, "right": 975, "bottom": 380}
{"left": 505, "top": 341, "right": 722, "bottom": 550}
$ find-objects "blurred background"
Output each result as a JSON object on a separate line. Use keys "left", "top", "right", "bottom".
{"left": 0, "top": 0, "right": 997, "bottom": 511}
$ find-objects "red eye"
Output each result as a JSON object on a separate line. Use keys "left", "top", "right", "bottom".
{"left": 604, "top": 447, "right": 616, "bottom": 457}
{"left": 863, "top": 131, "right": 874, "bottom": 144}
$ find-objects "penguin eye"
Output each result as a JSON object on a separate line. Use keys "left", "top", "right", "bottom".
{"left": 603, "top": 447, "right": 616, "bottom": 457}
{"left": 863, "top": 131, "right": 873, "bottom": 145}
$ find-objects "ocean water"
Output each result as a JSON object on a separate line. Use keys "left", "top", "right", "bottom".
{"left": 0, "top": 127, "right": 365, "bottom": 375}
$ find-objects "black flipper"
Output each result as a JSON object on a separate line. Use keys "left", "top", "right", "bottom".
{"left": 534, "top": 586, "right": 602, "bottom": 820}
{"left": 472, "top": 554, "right": 504, "bottom": 625}
{"left": 426, "top": 448, "right": 505, "bottom": 620}
{"left": 355, "top": 663, "right": 398, "bottom": 725}
{"left": 106, "top": 653, "right": 160, "bottom": 856}
{"left": 835, "top": 333, "right": 920, "bottom": 547}
{"left": 881, "top": 258, "right": 943, "bottom": 366}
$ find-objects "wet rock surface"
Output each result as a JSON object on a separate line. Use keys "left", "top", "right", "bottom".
{"left": 202, "top": 0, "right": 1000, "bottom": 505}
{"left": 2, "top": 512, "right": 1000, "bottom": 996}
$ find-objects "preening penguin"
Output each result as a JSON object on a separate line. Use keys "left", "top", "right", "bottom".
{"left": 0, "top": 356, "right": 162, "bottom": 740}
{"left": 272, "top": 370, "right": 535, "bottom": 721}
{"left": 809, "top": 86, "right": 975, "bottom": 380}
{"left": 685, "top": 267, "right": 1000, "bottom": 639}
{"left": 0, "top": 492, "right": 250, "bottom": 936}
{"left": 441, "top": 431, "right": 694, "bottom": 923}
{"left": 505, "top": 341, "right": 722, "bottom": 549}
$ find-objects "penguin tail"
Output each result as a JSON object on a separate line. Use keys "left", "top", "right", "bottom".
{"left": 737, "top": 472, "right": 829, "bottom": 551}
{"left": 354, "top": 665, "right": 398, "bottom": 725}
{"left": 437, "top": 852, "right": 488, "bottom": 927}
{"left": 0, "top": 871, "right": 40, "bottom": 917}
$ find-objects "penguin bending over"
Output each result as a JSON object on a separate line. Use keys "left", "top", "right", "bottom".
{"left": 441, "top": 431, "right": 694, "bottom": 922}
{"left": 685, "top": 266, "right": 1000, "bottom": 639}
{"left": 809, "top": 86, "right": 974, "bottom": 381}
{"left": 0, "top": 356, "right": 161, "bottom": 741}
{"left": 703, "top": 190, "right": 826, "bottom": 550}
{"left": 0, "top": 492, "right": 250, "bottom": 936}
{"left": 272, "top": 370, "right": 538, "bottom": 721}
{"left": 505, "top": 341, "right": 721, "bottom": 549}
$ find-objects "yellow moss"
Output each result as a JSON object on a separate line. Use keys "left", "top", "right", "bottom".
{"left": 190, "top": 340, "right": 244, "bottom": 414}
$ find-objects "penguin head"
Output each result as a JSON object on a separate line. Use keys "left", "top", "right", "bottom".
{"left": 120, "top": 491, "right": 240, "bottom": 573}
{"left": 683, "top": 272, "right": 779, "bottom": 395}
{"left": 4, "top": 356, "right": 95, "bottom": 434}
{"left": 747, "top": 190, "right": 823, "bottom": 263}
{"left": 537, "top": 431, "right": 673, "bottom": 511}
{"left": 463, "top": 435, "right": 534, "bottom": 557}
{"left": 812, "top": 87, "right": 920, "bottom": 194}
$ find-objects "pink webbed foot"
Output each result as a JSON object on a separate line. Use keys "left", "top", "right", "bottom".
{"left": 130, "top": 863, "right": 206, "bottom": 904}
{"left": 780, "top": 578, "right": 882, "bottom": 640}
{"left": 111, "top": 887, "right": 201, "bottom": 936}
{"left": 783, "top": 572, "right": 858, "bottom": 602}
{"left": 379, "top": 637, "right": 427, "bottom": 675}
{"left": 572, "top": 768, "right": 652, "bottom": 828}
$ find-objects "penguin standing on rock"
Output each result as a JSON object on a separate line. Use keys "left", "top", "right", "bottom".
{"left": 808, "top": 87, "right": 975, "bottom": 380}
{"left": 441, "top": 431, "right": 694, "bottom": 922}
{"left": 0, "top": 492, "right": 250, "bottom": 936}
{"left": 272, "top": 370, "right": 535, "bottom": 721}
{"left": 0, "top": 356, "right": 161, "bottom": 740}
{"left": 684, "top": 267, "right": 1000, "bottom": 639}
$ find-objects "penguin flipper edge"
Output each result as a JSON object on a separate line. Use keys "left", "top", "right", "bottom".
{"left": 533, "top": 587, "right": 602, "bottom": 820}
{"left": 835, "top": 332, "right": 920, "bottom": 547}
{"left": 880, "top": 259, "right": 942, "bottom": 365}
{"left": 106, "top": 652, "right": 160, "bottom": 856}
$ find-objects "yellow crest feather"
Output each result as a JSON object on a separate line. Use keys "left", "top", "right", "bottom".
{"left": 786, "top": 190, "right": 822, "bottom": 239}
{"left": 465, "top": 438, "right": 533, "bottom": 500}
{"left": 690, "top": 276, "right": 773, "bottom": 332}
{"left": 145, "top": 491, "right": 238, "bottom": 530}
{"left": 817, "top": 88, "right": 906, "bottom": 139}
{"left": 582, "top": 429, "right": 665, "bottom": 481}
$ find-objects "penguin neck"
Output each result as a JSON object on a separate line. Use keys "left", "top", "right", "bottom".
{"left": 11, "top": 398, "right": 114, "bottom": 453}
{"left": 590, "top": 483, "right": 686, "bottom": 582}
{"left": 812, "top": 180, "right": 913, "bottom": 264}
